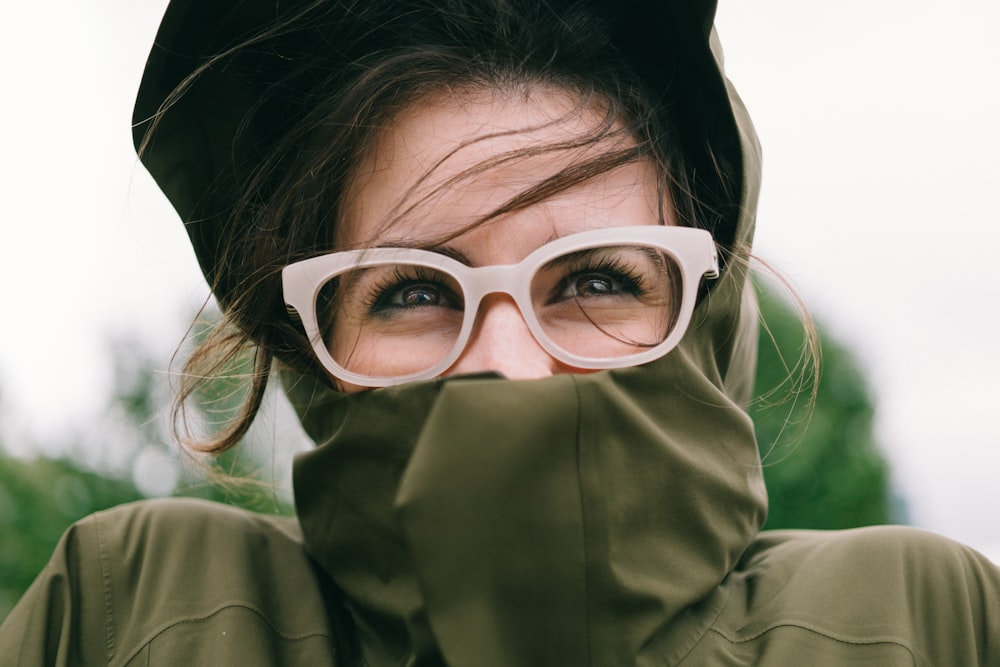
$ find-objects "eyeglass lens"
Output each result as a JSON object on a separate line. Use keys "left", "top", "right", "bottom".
{"left": 316, "top": 244, "right": 683, "bottom": 380}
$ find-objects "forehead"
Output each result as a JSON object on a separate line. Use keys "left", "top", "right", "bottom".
{"left": 339, "top": 85, "right": 660, "bottom": 248}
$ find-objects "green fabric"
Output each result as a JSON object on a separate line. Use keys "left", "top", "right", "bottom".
{"left": 3, "top": 497, "right": 998, "bottom": 664}
{"left": 3, "top": 1, "right": 999, "bottom": 664}
{"left": 0, "top": 499, "right": 343, "bottom": 665}
{"left": 288, "top": 353, "right": 766, "bottom": 666}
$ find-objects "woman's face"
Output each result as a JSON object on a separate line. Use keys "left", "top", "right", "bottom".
{"left": 336, "top": 86, "right": 667, "bottom": 391}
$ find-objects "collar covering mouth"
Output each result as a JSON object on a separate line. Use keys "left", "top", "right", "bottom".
{"left": 287, "top": 345, "right": 767, "bottom": 666}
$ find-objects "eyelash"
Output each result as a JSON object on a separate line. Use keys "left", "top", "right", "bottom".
{"left": 556, "top": 256, "right": 649, "bottom": 298}
{"left": 359, "top": 254, "right": 650, "bottom": 315}
{"left": 363, "top": 266, "right": 457, "bottom": 313}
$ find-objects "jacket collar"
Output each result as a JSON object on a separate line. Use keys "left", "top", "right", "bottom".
{"left": 288, "top": 336, "right": 766, "bottom": 665}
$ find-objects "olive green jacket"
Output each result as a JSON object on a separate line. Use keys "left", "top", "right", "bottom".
{"left": 3, "top": 491, "right": 997, "bottom": 665}
{"left": 4, "top": 345, "right": 1000, "bottom": 665}
{"left": 3, "top": 0, "right": 998, "bottom": 663}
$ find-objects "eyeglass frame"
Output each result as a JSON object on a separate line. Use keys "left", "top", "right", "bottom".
{"left": 282, "top": 225, "right": 719, "bottom": 387}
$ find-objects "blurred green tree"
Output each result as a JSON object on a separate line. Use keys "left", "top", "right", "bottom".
{"left": 0, "top": 327, "right": 296, "bottom": 622}
{"left": 751, "top": 280, "right": 896, "bottom": 529}
{"left": 0, "top": 452, "right": 144, "bottom": 621}
{"left": 162, "top": 315, "right": 298, "bottom": 515}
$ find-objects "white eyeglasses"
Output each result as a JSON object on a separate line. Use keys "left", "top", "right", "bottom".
{"left": 282, "top": 226, "right": 718, "bottom": 387}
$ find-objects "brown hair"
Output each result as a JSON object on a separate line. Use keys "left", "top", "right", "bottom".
{"left": 159, "top": 0, "right": 744, "bottom": 454}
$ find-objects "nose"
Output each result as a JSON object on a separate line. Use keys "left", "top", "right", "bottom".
{"left": 446, "top": 294, "right": 560, "bottom": 380}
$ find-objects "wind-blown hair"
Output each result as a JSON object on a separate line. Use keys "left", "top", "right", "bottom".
{"left": 143, "top": 0, "right": 744, "bottom": 454}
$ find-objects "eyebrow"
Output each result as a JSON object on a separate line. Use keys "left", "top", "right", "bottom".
{"left": 542, "top": 245, "right": 663, "bottom": 269}
{"left": 372, "top": 230, "right": 572, "bottom": 267}
{"left": 372, "top": 240, "right": 473, "bottom": 266}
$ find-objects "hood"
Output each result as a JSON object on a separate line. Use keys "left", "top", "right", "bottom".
{"left": 136, "top": 0, "right": 765, "bottom": 664}
{"left": 135, "top": 0, "right": 749, "bottom": 301}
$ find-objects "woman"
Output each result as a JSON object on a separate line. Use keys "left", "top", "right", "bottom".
{"left": 2, "top": 0, "right": 997, "bottom": 664}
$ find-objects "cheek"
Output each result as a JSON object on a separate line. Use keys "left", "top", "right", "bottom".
{"left": 329, "top": 315, "right": 464, "bottom": 386}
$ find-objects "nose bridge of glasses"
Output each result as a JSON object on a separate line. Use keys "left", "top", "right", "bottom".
{"left": 455, "top": 271, "right": 555, "bottom": 377}
{"left": 462, "top": 262, "right": 530, "bottom": 305}
{"left": 457, "top": 263, "right": 544, "bottom": 351}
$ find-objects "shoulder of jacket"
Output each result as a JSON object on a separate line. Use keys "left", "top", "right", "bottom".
{"left": 745, "top": 524, "right": 995, "bottom": 578}
{"left": 82, "top": 496, "right": 304, "bottom": 551}
{"left": 78, "top": 498, "right": 339, "bottom": 664}
{"left": 703, "top": 526, "right": 1000, "bottom": 665}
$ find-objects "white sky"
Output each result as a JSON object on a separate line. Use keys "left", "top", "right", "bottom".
{"left": 0, "top": 1, "right": 997, "bottom": 561}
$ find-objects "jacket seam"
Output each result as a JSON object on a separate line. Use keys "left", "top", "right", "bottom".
{"left": 570, "top": 375, "right": 592, "bottom": 667}
{"left": 94, "top": 515, "right": 117, "bottom": 663}
{"left": 706, "top": 624, "right": 918, "bottom": 664}
{"left": 116, "top": 602, "right": 336, "bottom": 667}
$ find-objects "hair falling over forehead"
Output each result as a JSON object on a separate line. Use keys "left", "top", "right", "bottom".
{"left": 164, "top": 0, "right": 745, "bottom": 455}
{"left": 342, "top": 86, "right": 667, "bottom": 249}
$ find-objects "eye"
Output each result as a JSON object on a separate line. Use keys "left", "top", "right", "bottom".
{"left": 364, "top": 266, "right": 464, "bottom": 315}
{"left": 569, "top": 272, "right": 626, "bottom": 297}
{"left": 556, "top": 266, "right": 642, "bottom": 301}
{"left": 389, "top": 282, "right": 450, "bottom": 307}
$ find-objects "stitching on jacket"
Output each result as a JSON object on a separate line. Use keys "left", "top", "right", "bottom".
{"left": 117, "top": 602, "right": 337, "bottom": 666}
{"left": 570, "top": 375, "right": 592, "bottom": 667}
{"left": 93, "top": 513, "right": 117, "bottom": 663}
{"left": 706, "top": 624, "right": 918, "bottom": 665}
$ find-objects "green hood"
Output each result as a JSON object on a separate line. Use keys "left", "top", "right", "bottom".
{"left": 285, "top": 28, "right": 764, "bottom": 659}
{"left": 135, "top": 0, "right": 767, "bottom": 662}
{"left": 135, "top": 0, "right": 749, "bottom": 299}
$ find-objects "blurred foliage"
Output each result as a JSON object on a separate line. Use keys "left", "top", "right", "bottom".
{"left": 152, "top": 318, "right": 297, "bottom": 515}
{"left": 0, "top": 326, "right": 294, "bottom": 623}
{"left": 0, "top": 282, "right": 897, "bottom": 622}
{"left": 103, "top": 328, "right": 296, "bottom": 515}
{"left": 0, "top": 453, "right": 144, "bottom": 622}
{"left": 751, "top": 279, "right": 895, "bottom": 529}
